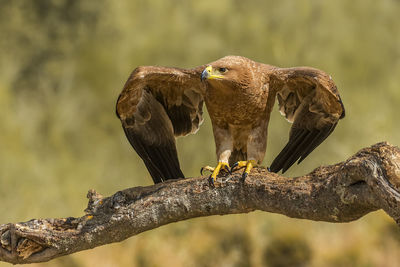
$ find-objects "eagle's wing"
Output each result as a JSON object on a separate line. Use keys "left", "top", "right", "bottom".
{"left": 116, "top": 66, "right": 205, "bottom": 183}
{"left": 269, "top": 67, "right": 345, "bottom": 173}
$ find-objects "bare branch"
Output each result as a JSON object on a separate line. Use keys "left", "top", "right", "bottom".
{"left": 1, "top": 142, "right": 400, "bottom": 264}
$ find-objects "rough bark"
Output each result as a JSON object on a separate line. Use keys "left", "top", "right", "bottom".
{"left": 1, "top": 142, "right": 400, "bottom": 264}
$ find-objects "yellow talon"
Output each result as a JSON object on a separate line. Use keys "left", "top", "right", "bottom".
{"left": 243, "top": 160, "right": 257, "bottom": 178}
{"left": 231, "top": 160, "right": 257, "bottom": 180}
{"left": 200, "top": 165, "right": 215, "bottom": 175}
{"left": 210, "top": 162, "right": 230, "bottom": 185}
{"left": 231, "top": 161, "right": 248, "bottom": 170}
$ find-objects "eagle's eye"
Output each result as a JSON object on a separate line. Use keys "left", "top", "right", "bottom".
{"left": 219, "top": 67, "right": 227, "bottom": 73}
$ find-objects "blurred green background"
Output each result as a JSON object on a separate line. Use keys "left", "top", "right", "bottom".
{"left": 1, "top": 0, "right": 399, "bottom": 266}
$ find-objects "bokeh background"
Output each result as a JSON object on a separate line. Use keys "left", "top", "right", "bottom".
{"left": 1, "top": 0, "right": 400, "bottom": 266}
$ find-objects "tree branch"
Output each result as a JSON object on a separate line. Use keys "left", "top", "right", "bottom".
{"left": 1, "top": 142, "right": 400, "bottom": 264}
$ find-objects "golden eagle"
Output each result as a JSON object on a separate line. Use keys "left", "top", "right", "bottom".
{"left": 116, "top": 56, "right": 345, "bottom": 184}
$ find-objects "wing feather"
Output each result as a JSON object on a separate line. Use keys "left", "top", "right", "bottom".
{"left": 269, "top": 67, "right": 345, "bottom": 173}
{"left": 116, "top": 66, "right": 205, "bottom": 183}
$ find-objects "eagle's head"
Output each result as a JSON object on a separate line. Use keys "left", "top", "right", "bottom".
{"left": 201, "top": 56, "right": 256, "bottom": 91}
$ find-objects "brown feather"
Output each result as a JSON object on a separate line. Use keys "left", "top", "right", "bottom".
{"left": 269, "top": 67, "right": 345, "bottom": 173}
{"left": 116, "top": 66, "right": 205, "bottom": 183}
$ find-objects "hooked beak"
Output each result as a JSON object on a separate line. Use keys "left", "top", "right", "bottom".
{"left": 201, "top": 66, "right": 212, "bottom": 81}
{"left": 201, "top": 65, "right": 224, "bottom": 81}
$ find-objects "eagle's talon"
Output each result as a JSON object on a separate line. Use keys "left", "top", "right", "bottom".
{"left": 208, "top": 175, "right": 215, "bottom": 187}
{"left": 231, "top": 160, "right": 257, "bottom": 180}
{"left": 200, "top": 166, "right": 215, "bottom": 176}
{"left": 206, "top": 162, "right": 230, "bottom": 187}
{"left": 231, "top": 161, "right": 248, "bottom": 173}
{"left": 223, "top": 165, "right": 232, "bottom": 175}
{"left": 231, "top": 162, "right": 239, "bottom": 172}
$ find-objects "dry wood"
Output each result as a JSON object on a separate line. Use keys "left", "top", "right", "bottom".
{"left": 1, "top": 142, "right": 399, "bottom": 264}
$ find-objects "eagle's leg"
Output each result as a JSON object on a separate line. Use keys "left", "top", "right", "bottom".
{"left": 202, "top": 126, "right": 233, "bottom": 186}
{"left": 231, "top": 160, "right": 258, "bottom": 180}
{"left": 230, "top": 122, "right": 267, "bottom": 180}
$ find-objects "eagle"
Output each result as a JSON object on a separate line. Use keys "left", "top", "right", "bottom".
{"left": 116, "top": 56, "right": 345, "bottom": 184}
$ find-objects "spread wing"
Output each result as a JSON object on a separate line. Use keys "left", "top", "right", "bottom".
{"left": 116, "top": 66, "right": 205, "bottom": 183}
{"left": 269, "top": 67, "right": 345, "bottom": 173}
